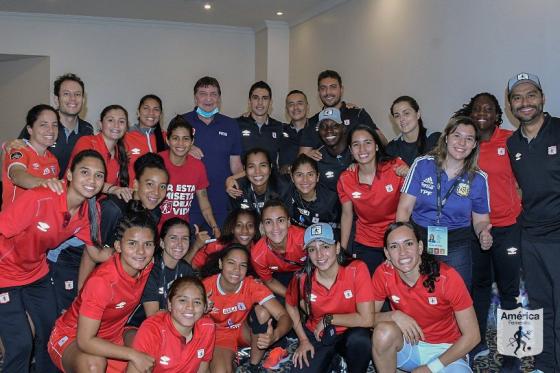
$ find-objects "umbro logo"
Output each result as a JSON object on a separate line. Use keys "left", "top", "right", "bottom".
{"left": 115, "top": 301, "right": 127, "bottom": 309}
{"left": 242, "top": 130, "right": 251, "bottom": 137}
{"left": 37, "top": 222, "right": 50, "bottom": 232}
{"left": 310, "top": 294, "right": 317, "bottom": 302}
{"left": 325, "top": 171, "right": 334, "bottom": 178}
{"left": 130, "top": 148, "right": 141, "bottom": 155}
{"left": 351, "top": 191, "right": 362, "bottom": 199}
{"left": 160, "top": 355, "right": 171, "bottom": 365}
{"left": 391, "top": 295, "right": 400, "bottom": 304}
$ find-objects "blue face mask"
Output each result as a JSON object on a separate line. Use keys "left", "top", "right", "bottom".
{"left": 196, "top": 106, "right": 219, "bottom": 118}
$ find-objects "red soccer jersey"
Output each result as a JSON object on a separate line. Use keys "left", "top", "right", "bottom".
{"left": 286, "top": 260, "right": 374, "bottom": 334}
{"left": 203, "top": 274, "right": 275, "bottom": 333}
{"left": 337, "top": 158, "right": 405, "bottom": 247}
{"left": 192, "top": 241, "right": 226, "bottom": 269}
{"left": 251, "top": 226, "right": 306, "bottom": 281}
{"left": 69, "top": 133, "right": 121, "bottom": 186}
{"left": 53, "top": 254, "right": 153, "bottom": 343}
{"left": 1, "top": 142, "right": 59, "bottom": 209}
{"left": 124, "top": 130, "right": 164, "bottom": 181}
{"left": 159, "top": 150, "right": 209, "bottom": 226}
{"left": 478, "top": 128, "right": 521, "bottom": 227}
{"left": 371, "top": 262, "right": 472, "bottom": 344}
{"left": 133, "top": 312, "right": 215, "bottom": 373}
{"left": 0, "top": 187, "right": 93, "bottom": 287}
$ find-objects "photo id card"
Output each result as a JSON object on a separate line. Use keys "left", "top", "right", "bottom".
{"left": 427, "top": 226, "right": 448, "bottom": 256}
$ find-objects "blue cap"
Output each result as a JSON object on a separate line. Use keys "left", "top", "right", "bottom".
{"left": 318, "top": 108, "right": 342, "bottom": 124}
{"left": 304, "top": 223, "right": 336, "bottom": 247}
{"left": 508, "top": 72, "right": 542, "bottom": 94}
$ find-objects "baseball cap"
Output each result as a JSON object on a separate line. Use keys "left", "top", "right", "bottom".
{"left": 318, "top": 108, "right": 342, "bottom": 124}
{"left": 508, "top": 72, "right": 542, "bottom": 94}
{"left": 304, "top": 223, "right": 336, "bottom": 247}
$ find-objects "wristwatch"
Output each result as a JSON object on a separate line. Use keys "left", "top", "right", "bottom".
{"left": 323, "top": 313, "right": 333, "bottom": 327}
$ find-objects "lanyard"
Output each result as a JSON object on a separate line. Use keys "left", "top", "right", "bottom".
{"left": 160, "top": 255, "right": 180, "bottom": 302}
{"left": 435, "top": 170, "right": 463, "bottom": 225}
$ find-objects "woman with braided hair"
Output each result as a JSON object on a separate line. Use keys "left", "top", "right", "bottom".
{"left": 372, "top": 222, "right": 479, "bottom": 373}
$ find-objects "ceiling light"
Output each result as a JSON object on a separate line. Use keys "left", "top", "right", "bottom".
{"left": 204, "top": 3, "right": 212, "bottom": 10}
{"left": 276, "top": 11, "right": 284, "bottom": 16}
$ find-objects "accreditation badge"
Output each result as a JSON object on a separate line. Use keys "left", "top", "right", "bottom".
{"left": 427, "top": 226, "right": 448, "bottom": 256}
{"left": 456, "top": 182, "right": 470, "bottom": 197}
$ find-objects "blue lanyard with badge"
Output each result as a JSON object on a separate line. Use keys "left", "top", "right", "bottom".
{"left": 427, "top": 171, "right": 467, "bottom": 256}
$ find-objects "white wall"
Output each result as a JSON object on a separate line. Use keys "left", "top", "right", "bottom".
{"left": 0, "top": 12, "right": 255, "bottom": 141}
{"left": 290, "top": 0, "right": 560, "bottom": 137}
{"left": 0, "top": 55, "right": 50, "bottom": 140}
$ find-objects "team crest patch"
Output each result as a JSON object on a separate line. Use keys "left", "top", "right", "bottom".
{"left": 0, "top": 292, "right": 10, "bottom": 304}
{"left": 456, "top": 183, "right": 470, "bottom": 197}
{"left": 344, "top": 290, "right": 353, "bottom": 299}
{"left": 497, "top": 147, "right": 506, "bottom": 156}
{"left": 10, "top": 151, "right": 23, "bottom": 160}
{"left": 497, "top": 307, "right": 543, "bottom": 357}
{"left": 272, "top": 132, "right": 277, "bottom": 139}
{"left": 428, "top": 296, "right": 438, "bottom": 305}
{"left": 548, "top": 146, "right": 557, "bottom": 155}
{"left": 385, "top": 184, "right": 394, "bottom": 193}
{"left": 64, "top": 281, "right": 74, "bottom": 290}
{"left": 344, "top": 119, "right": 350, "bottom": 126}
{"left": 197, "top": 349, "right": 205, "bottom": 358}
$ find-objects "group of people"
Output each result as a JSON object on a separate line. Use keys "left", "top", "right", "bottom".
{"left": 0, "top": 69, "right": 557, "bottom": 373}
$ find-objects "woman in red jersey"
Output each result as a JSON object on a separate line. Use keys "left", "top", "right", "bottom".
{"left": 201, "top": 244, "right": 292, "bottom": 373}
{"left": 190, "top": 208, "right": 259, "bottom": 269}
{"left": 125, "top": 94, "right": 168, "bottom": 180}
{"left": 372, "top": 222, "right": 479, "bottom": 372}
{"left": 158, "top": 115, "right": 220, "bottom": 236}
{"left": 70, "top": 104, "right": 131, "bottom": 200}
{"left": 454, "top": 93, "right": 522, "bottom": 369}
{"left": 0, "top": 149, "right": 106, "bottom": 373}
{"left": 338, "top": 124, "right": 406, "bottom": 275}
{"left": 2, "top": 104, "right": 61, "bottom": 209}
{"left": 129, "top": 276, "right": 215, "bottom": 373}
{"left": 286, "top": 223, "right": 374, "bottom": 373}
{"left": 48, "top": 212, "right": 157, "bottom": 373}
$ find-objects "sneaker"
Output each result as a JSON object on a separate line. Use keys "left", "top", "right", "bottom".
{"left": 499, "top": 356, "right": 521, "bottom": 373}
{"left": 262, "top": 347, "right": 289, "bottom": 370}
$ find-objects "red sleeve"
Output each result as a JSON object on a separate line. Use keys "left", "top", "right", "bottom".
{"left": 371, "top": 264, "right": 390, "bottom": 302}
{"left": 395, "top": 158, "right": 406, "bottom": 190}
{"left": 337, "top": 171, "right": 351, "bottom": 204}
{"left": 200, "top": 318, "right": 216, "bottom": 362}
{"left": 67, "top": 137, "right": 90, "bottom": 175}
{"left": 131, "top": 317, "right": 160, "bottom": 357}
{"left": 285, "top": 274, "right": 303, "bottom": 307}
{"left": 196, "top": 159, "right": 210, "bottom": 190}
{"left": 247, "top": 277, "right": 275, "bottom": 305}
{"left": 192, "top": 245, "right": 208, "bottom": 269}
{"left": 0, "top": 190, "right": 40, "bottom": 237}
{"left": 353, "top": 261, "right": 375, "bottom": 303}
{"left": 79, "top": 276, "right": 112, "bottom": 320}
{"left": 443, "top": 267, "right": 473, "bottom": 312}
{"left": 250, "top": 244, "right": 273, "bottom": 281}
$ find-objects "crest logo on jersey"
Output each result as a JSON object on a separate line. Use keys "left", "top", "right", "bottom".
{"left": 242, "top": 130, "right": 251, "bottom": 137}
{"left": 548, "top": 146, "right": 557, "bottom": 155}
{"left": 197, "top": 349, "right": 205, "bottom": 358}
{"left": 115, "top": 301, "right": 127, "bottom": 309}
{"left": 237, "top": 302, "right": 246, "bottom": 311}
{"left": 37, "top": 222, "right": 50, "bottom": 232}
{"left": 32, "top": 162, "right": 40, "bottom": 170}
{"left": 160, "top": 356, "right": 171, "bottom": 365}
{"left": 428, "top": 297, "right": 438, "bottom": 305}
{"left": 272, "top": 132, "right": 277, "bottom": 139}
{"left": 10, "top": 151, "right": 23, "bottom": 160}
{"left": 498, "top": 147, "right": 506, "bottom": 156}
{"left": 497, "top": 307, "right": 543, "bottom": 357}
{"left": 344, "top": 290, "right": 353, "bottom": 299}
{"left": 0, "top": 292, "right": 10, "bottom": 304}
{"left": 385, "top": 184, "right": 394, "bottom": 193}
{"left": 57, "top": 336, "right": 68, "bottom": 346}
{"left": 456, "top": 183, "right": 470, "bottom": 197}
{"left": 344, "top": 119, "right": 350, "bottom": 126}
{"left": 65, "top": 281, "right": 74, "bottom": 290}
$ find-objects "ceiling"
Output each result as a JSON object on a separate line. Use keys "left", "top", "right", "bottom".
{"left": 0, "top": 0, "right": 348, "bottom": 29}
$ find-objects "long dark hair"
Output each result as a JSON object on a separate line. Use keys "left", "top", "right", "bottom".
{"left": 100, "top": 105, "right": 130, "bottom": 187}
{"left": 347, "top": 124, "right": 395, "bottom": 166}
{"left": 218, "top": 208, "right": 260, "bottom": 245}
{"left": 69, "top": 149, "right": 106, "bottom": 248}
{"left": 138, "top": 94, "right": 167, "bottom": 152}
{"left": 384, "top": 222, "right": 440, "bottom": 293}
{"left": 390, "top": 96, "right": 429, "bottom": 153}
{"left": 199, "top": 243, "right": 255, "bottom": 279}
{"left": 19, "top": 104, "right": 60, "bottom": 140}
